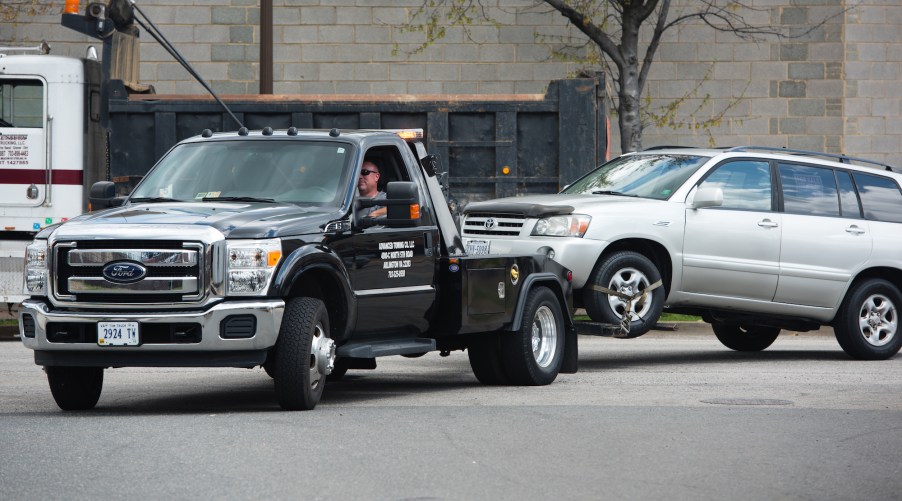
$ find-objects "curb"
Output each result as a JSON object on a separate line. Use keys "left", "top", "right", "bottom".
{"left": 0, "top": 324, "right": 19, "bottom": 342}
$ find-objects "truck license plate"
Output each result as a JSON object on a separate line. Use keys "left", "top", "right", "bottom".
{"left": 97, "top": 322, "right": 140, "bottom": 346}
{"left": 466, "top": 239, "right": 490, "bottom": 255}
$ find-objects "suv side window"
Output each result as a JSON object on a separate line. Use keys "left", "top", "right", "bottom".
{"left": 778, "top": 163, "right": 839, "bottom": 217}
{"left": 699, "top": 160, "right": 772, "bottom": 211}
{"left": 835, "top": 170, "right": 862, "bottom": 219}
{"left": 852, "top": 172, "right": 902, "bottom": 223}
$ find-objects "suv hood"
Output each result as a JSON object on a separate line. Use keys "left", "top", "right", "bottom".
{"left": 54, "top": 202, "right": 340, "bottom": 239}
{"left": 463, "top": 193, "right": 651, "bottom": 217}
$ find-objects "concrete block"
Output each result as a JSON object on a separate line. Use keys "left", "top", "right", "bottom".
{"left": 229, "top": 62, "right": 256, "bottom": 81}
{"left": 282, "top": 26, "right": 317, "bottom": 44}
{"left": 500, "top": 26, "right": 537, "bottom": 44}
{"left": 781, "top": 44, "right": 809, "bottom": 62}
{"left": 337, "top": 7, "right": 372, "bottom": 25}
{"left": 781, "top": 7, "right": 807, "bottom": 24}
{"left": 371, "top": 81, "right": 409, "bottom": 94}
{"left": 516, "top": 44, "right": 551, "bottom": 63}
{"left": 442, "top": 81, "right": 480, "bottom": 94}
{"left": 677, "top": 62, "right": 714, "bottom": 81}
{"left": 210, "top": 80, "right": 248, "bottom": 95}
{"left": 318, "top": 25, "right": 355, "bottom": 43}
{"left": 273, "top": 7, "right": 301, "bottom": 25}
{"left": 354, "top": 63, "right": 389, "bottom": 81}
{"left": 856, "top": 117, "right": 886, "bottom": 135}
{"left": 212, "top": 45, "right": 246, "bottom": 62}
{"left": 371, "top": 7, "right": 407, "bottom": 25}
{"left": 479, "top": 45, "right": 516, "bottom": 63}
{"left": 444, "top": 45, "right": 480, "bottom": 62}
{"left": 299, "top": 6, "right": 336, "bottom": 25}
{"left": 478, "top": 81, "right": 516, "bottom": 94}
{"left": 194, "top": 25, "right": 230, "bottom": 43}
{"left": 788, "top": 63, "right": 824, "bottom": 79}
{"left": 300, "top": 45, "right": 336, "bottom": 63}
{"left": 806, "top": 80, "right": 842, "bottom": 98}
{"left": 872, "top": 99, "right": 900, "bottom": 117}
{"left": 806, "top": 116, "right": 843, "bottom": 135}
{"left": 355, "top": 26, "right": 390, "bottom": 44}
{"left": 282, "top": 62, "right": 319, "bottom": 81}
{"left": 175, "top": 6, "right": 212, "bottom": 25}
{"left": 407, "top": 81, "right": 444, "bottom": 94}
{"left": 658, "top": 43, "right": 697, "bottom": 62}
{"left": 297, "top": 82, "right": 336, "bottom": 93}
{"left": 496, "top": 63, "right": 533, "bottom": 81}
{"left": 212, "top": 6, "right": 247, "bottom": 24}
{"left": 788, "top": 135, "right": 824, "bottom": 152}
{"left": 789, "top": 98, "right": 826, "bottom": 116}
{"left": 334, "top": 81, "right": 372, "bottom": 93}
{"left": 390, "top": 64, "right": 426, "bottom": 81}
{"left": 230, "top": 26, "right": 255, "bottom": 44}
{"left": 780, "top": 117, "right": 806, "bottom": 134}
{"left": 779, "top": 81, "right": 807, "bottom": 98}
{"left": 335, "top": 45, "right": 374, "bottom": 62}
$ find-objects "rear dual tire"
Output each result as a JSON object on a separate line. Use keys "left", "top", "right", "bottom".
{"left": 467, "top": 287, "right": 564, "bottom": 386}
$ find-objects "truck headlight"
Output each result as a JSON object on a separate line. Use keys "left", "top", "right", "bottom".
{"left": 531, "top": 215, "right": 591, "bottom": 237}
{"left": 24, "top": 240, "right": 49, "bottom": 295}
{"left": 226, "top": 239, "right": 282, "bottom": 296}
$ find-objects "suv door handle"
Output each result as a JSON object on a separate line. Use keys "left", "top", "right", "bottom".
{"left": 757, "top": 219, "right": 779, "bottom": 228}
{"left": 846, "top": 225, "right": 866, "bottom": 235}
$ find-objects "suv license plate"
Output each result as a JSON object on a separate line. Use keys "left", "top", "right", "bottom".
{"left": 97, "top": 321, "right": 140, "bottom": 346}
{"left": 466, "top": 239, "right": 490, "bottom": 255}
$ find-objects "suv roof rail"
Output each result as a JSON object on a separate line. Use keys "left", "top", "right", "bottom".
{"left": 641, "top": 145, "right": 697, "bottom": 151}
{"left": 726, "top": 146, "right": 897, "bottom": 172}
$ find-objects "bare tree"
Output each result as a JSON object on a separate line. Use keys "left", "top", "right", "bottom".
{"left": 400, "top": 0, "right": 844, "bottom": 152}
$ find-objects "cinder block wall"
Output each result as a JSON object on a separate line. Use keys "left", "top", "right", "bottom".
{"left": 3, "top": 0, "right": 900, "bottom": 166}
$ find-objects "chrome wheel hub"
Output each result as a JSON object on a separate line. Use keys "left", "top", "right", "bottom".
{"left": 531, "top": 305, "right": 557, "bottom": 368}
{"left": 309, "top": 323, "right": 335, "bottom": 389}
{"left": 858, "top": 294, "right": 897, "bottom": 347}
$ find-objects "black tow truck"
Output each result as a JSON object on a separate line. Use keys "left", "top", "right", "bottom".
{"left": 19, "top": 127, "right": 577, "bottom": 410}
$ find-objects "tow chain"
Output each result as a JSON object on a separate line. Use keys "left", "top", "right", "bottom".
{"left": 590, "top": 280, "right": 663, "bottom": 337}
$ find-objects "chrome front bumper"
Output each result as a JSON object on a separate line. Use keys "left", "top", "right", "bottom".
{"left": 19, "top": 298, "right": 285, "bottom": 355}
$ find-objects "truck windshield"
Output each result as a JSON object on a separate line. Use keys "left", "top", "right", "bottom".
{"left": 130, "top": 140, "right": 353, "bottom": 206}
{"left": 562, "top": 154, "right": 709, "bottom": 200}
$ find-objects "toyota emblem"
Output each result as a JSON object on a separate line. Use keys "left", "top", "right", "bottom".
{"left": 484, "top": 218, "right": 497, "bottom": 230}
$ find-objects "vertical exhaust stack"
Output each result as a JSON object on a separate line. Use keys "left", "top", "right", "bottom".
{"left": 62, "top": 0, "right": 243, "bottom": 130}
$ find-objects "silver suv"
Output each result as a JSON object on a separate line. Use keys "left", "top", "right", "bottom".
{"left": 462, "top": 146, "right": 902, "bottom": 360}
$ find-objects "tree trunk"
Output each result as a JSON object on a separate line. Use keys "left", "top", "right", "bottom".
{"left": 618, "top": 10, "right": 643, "bottom": 152}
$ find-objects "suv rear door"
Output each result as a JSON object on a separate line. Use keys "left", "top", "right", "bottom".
{"left": 774, "top": 163, "right": 872, "bottom": 308}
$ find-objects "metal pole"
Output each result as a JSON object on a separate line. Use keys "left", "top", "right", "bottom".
{"left": 260, "top": 0, "right": 273, "bottom": 94}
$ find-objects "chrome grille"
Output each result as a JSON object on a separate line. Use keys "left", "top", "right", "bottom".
{"left": 54, "top": 241, "right": 204, "bottom": 304}
{"left": 462, "top": 213, "right": 527, "bottom": 237}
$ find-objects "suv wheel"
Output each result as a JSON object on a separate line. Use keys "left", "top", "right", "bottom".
{"left": 584, "top": 251, "right": 664, "bottom": 338}
{"left": 711, "top": 323, "right": 780, "bottom": 352}
{"left": 835, "top": 279, "right": 902, "bottom": 360}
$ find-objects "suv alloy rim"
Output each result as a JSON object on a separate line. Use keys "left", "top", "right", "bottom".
{"left": 858, "top": 293, "right": 897, "bottom": 347}
{"left": 607, "top": 267, "right": 653, "bottom": 320}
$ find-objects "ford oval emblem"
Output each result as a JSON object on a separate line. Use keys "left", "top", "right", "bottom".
{"left": 102, "top": 261, "right": 147, "bottom": 284}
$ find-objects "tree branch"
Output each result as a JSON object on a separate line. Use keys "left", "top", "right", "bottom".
{"left": 637, "top": 0, "right": 669, "bottom": 95}
{"left": 544, "top": 0, "right": 625, "bottom": 69}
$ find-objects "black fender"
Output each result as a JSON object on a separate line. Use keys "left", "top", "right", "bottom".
{"left": 271, "top": 244, "right": 357, "bottom": 342}
{"left": 510, "top": 272, "right": 578, "bottom": 374}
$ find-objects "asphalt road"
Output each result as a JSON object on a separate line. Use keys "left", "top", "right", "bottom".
{"left": 1, "top": 327, "right": 900, "bottom": 500}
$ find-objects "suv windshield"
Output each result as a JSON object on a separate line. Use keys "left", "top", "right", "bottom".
{"left": 563, "top": 153, "right": 709, "bottom": 200}
{"left": 130, "top": 140, "right": 353, "bottom": 206}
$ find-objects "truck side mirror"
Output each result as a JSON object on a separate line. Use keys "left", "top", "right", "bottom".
{"left": 385, "top": 181, "right": 420, "bottom": 224}
{"left": 89, "top": 181, "right": 125, "bottom": 210}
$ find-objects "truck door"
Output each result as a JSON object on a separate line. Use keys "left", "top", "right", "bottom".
{"left": 0, "top": 78, "right": 48, "bottom": 212}
{"left": 351, "top": 144, "right": 439, "bottom": 336}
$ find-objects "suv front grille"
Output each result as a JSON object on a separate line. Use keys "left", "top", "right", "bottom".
{"left": 54, "top": 240, "right": 205, "bottom": 304}
{"left": 461, "top": 213, "right": 527, "bottom": 237}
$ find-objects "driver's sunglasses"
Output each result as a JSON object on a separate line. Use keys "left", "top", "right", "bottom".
{"left": 360, "top": 169, "right": 379, "bottom": 177}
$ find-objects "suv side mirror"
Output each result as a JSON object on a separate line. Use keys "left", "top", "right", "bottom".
{"left": 688, "top": 186, "right": 723, "bottom": 209}
{"left": 89, "top": 181, "right": 126, "bottom": 210}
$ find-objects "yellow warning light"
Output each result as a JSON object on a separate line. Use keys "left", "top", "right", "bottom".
{"left": 64, "top": 0, "right": 80, "bottom": 14}
{"left": 395, "top": 129, "right": 424, "bottom": 140}
{"left": 502, "top": 166, "right": 510, "bottom": 175}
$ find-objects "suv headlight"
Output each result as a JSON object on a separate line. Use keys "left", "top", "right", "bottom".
{"left": 226, "top": 239, "right": 282, "bottom": 296}
{"left": 531, "top": 215, "right": 591, "bottom": 237}
{"left": 24, "top": 240, "right": 49, "bottom": 295}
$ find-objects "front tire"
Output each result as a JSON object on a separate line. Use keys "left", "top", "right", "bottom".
{"left": 46, "top": 366, "right": 103, "bottom": 411}
{"left": 834, "top": 279, "right": 902, "bottom": 360}
{"left": 500, "top": 287, "right": 564, "bottom": 386}
{"left": 273, "top": 297, "right": 334, "bottom": 410}
{"left": 584, "top": 251, "right": 664, "bottom": 338}
{"left": 712, "top": 323, "right": 780, "bottom": 352}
